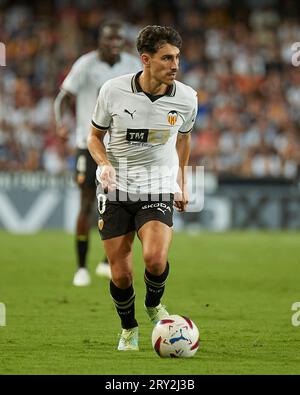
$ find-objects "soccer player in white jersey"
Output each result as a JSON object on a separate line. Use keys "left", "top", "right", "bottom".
{"left": 54, "top": 20, "right": 141, "bottom": 287}
{"left": 88, "top": 25, "right": 198, "bottom": 350}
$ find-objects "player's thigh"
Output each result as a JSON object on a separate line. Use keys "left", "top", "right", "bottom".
{"left": 135, "top": 195, "right": 174, "bottom": 261}
{"left": 138, "top": 220, "right": 172, "bottom": 272}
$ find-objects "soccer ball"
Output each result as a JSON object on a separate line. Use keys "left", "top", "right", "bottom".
{"left": 152, "top": 314, "right": 200, "bottom": 358}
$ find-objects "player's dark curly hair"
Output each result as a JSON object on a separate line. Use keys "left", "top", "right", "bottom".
{"left": 136, "top": 25, "right": 182, "bottom": 54}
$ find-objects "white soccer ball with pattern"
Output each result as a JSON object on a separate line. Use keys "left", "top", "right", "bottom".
{"left": 152, "top": 314, "right": 200, "bottom": 358}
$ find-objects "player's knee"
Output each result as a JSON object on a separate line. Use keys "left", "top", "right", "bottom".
{"left": 143, "top": 251, "right": 167, "bottom": 275}
{"left": 110, "top": 257, "right": 133, "bottom": 287}
{"left": 112, "top": 271, "right": 133, "bottom": 289}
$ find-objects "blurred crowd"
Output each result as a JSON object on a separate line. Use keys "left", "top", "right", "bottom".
{"left": 1, "top": 0, "right": 300, "bottom": 180}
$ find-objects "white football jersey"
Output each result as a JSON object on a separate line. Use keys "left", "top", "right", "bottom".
{"left": 61, "top": 51, "right": 141, "bottom": 149}
{"left": 92, "top": 72, "right": 198, "bottom": 194}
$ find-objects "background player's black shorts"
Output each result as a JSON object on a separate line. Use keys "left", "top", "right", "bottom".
{"left": 96, "top": 187, "right": 174, "bottom": 240}
{"left": 75, "top": 148, "right": 97, "bottom": 189}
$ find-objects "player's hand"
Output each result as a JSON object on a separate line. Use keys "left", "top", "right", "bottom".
{"left": 99, "top": 164, "right": 117, "bottom": 193}
{"left": 174, "top": 189, "right": 189, "bottom": 212}
{"left": 56, "top": 124, "right": 69, "bottom": 141}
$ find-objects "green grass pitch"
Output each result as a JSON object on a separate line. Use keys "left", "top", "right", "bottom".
{"left": 0, "top": 230, "right": 300, "bottom": 375}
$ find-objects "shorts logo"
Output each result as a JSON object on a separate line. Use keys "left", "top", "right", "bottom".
{"left": 98, "top": 219, "right": 104, "bottom": 230}
{"left": 157, "top": 208, "right": 168, "bottom": 215}
{"left": 142, "top": 202, "right": 171, "bottom": 215}
{"left": 167, "top": 110, "right": 178, "bottom": 126}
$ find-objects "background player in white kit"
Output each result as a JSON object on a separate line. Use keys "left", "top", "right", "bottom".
{"left": 54, "top": 20, "right": 141, "bottom": 286}
{"left": 88, "top": 25, "right": 198, "bottom": 350}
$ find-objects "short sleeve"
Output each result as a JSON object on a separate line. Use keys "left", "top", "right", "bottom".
{"left": 178, "top": 92, "right": 198, "bottom": 134}
{"left": 91, "top": 82, "right": 112, "bottom": 130}
{"left": 61, "top": 58, "right": 86, "bottom": 95}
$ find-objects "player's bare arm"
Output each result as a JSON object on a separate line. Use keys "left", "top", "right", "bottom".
{"left": 54, "top": 89, "right": 75, "bottom": 140}
{"left": 175, "top": 132, "right": 191, "bottom": 212}
{"left": 87, "top": 125, "right": 116, "bottom": 191}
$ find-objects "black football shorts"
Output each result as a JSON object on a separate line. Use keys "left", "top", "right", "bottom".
{"left": 75, "top": 148, "right": 97, "bottom": 188}
{"left": 96, "top": 187, "right": 174, "bottom": 240}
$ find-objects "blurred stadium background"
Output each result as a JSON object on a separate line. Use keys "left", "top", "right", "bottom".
{"left": 1, "top": 0, "right": 300, "bottom": 376}
{"left": 1, "top": 0, "right": 300, "bottom": 232}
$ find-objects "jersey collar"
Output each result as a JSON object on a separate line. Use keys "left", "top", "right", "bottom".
{"left": 131, "top": 71, "right": 176, "bottom": 97}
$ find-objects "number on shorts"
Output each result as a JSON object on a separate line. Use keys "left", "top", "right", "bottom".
{"left": 97, "top": 194, "right": 107, "bottom": 215}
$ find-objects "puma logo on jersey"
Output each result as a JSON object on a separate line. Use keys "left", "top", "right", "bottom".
{"left": 124, "top": 109, "right": 136, "bottom": 119}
